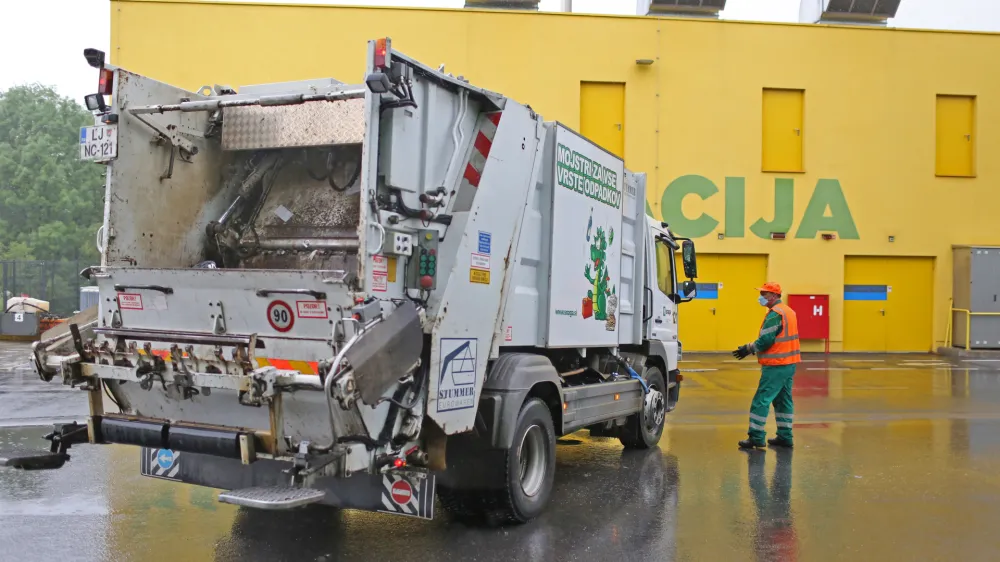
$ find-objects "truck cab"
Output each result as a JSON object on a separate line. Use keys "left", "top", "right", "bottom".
{"left": 644, "top": 217, "right": 698, "bottom": 403}
{"left": 648, "top": 218, "right": 698, "bottom": 343}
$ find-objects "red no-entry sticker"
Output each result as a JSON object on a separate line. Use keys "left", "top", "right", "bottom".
{"left": 390, "top": 480, "right": 412, "bottom": 505}
{"left": 266, "top": 300, "right": 294, "bottom": 332}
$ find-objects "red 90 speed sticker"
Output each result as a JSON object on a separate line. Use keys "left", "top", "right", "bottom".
{"left": 266, "top": 300, "right": 295, "bottom": 332}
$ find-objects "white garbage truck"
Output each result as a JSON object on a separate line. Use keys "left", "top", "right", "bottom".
{"left": 6, "top": 38, "right": 699, "bottom": 524}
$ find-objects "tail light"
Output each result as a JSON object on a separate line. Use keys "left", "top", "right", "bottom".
{"left": 374, "top": 37, "right": 390, "bottom": 69}
{"left": 98, "top": 68, "right": 114, "bottom": 96}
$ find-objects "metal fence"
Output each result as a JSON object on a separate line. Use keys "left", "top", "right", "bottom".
{"left": 0, "top": 260, "right": 93, "bottom": 317}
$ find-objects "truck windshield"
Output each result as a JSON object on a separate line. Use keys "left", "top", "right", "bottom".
{"left": 655, "top": 239, "right": 677, "bottom": 296}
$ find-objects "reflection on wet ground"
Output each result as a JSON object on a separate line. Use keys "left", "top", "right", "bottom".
{"left": 3, "top": 352, "right": 1000, "bottom": 561}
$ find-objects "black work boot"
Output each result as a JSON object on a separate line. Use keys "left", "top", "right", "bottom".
{"left": 767, "top": 437, "right": 794, "bottom": 448}
{"left": 738, "top": 439, "right": 765, "bottom": 450}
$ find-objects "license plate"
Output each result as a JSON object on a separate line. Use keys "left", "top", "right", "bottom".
{"left": 80, "top": 125, "right": 117, "bottom": 161}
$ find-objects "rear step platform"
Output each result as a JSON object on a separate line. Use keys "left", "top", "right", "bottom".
{"left": 0, "top": 451, "right": 69, "bottom": 470}
{"left": 218, "top": 486, "right": 326, "bottom": 510}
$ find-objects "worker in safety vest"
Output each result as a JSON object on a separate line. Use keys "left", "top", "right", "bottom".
{"left": 732, "top": 282, "right": 801, "bottom": 450}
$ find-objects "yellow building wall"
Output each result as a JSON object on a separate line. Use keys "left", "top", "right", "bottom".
{"left": 110, "top": 0, "right": 1000, "bottom": 351}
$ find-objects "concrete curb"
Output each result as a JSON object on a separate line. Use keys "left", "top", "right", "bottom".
{"left": 937, "top": 346, "right": 1000, "bottom": 359}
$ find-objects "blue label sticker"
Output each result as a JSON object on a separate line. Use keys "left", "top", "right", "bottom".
{"left": 478, "top": 231, "right": 491, "bottom": 254}
{"left": 80, "top": 127, "right": 87, "bottom": 143}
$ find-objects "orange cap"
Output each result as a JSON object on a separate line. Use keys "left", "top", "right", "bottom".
{"left": 756, "top": 282, "right": 782, "bottom": 295}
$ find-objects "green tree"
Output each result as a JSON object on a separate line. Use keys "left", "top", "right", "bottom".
{"left": 0, "top": 84, "right": 104, "bottom": 262}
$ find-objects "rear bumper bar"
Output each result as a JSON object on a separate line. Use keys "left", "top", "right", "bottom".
{"left": 96, "top": 415, "right": 253, "bottom": 462}
{"left": 138, "top": 446, "right": 437, "bottom": 520}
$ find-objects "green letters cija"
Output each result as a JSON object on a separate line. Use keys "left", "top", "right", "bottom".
{"left": 650, "top": 175, "right": 860, "bottom": 240}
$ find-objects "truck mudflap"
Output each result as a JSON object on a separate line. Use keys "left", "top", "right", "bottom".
{"left": 138, "top": 447, "right": 436, "bottom": 520}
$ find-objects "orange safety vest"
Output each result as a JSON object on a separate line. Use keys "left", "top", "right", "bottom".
{"left": 758, "top": 303, "right": 801, "bottom": 366}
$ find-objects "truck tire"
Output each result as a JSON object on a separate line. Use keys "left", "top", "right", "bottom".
{"left": 438, "top": 397, "right": 557, "bottom": 525}
{"left": 619, "top": 366, "right": 667, "bottom": 450}
{"left": 493, "top": 397, "right": 557, "bottom": 523}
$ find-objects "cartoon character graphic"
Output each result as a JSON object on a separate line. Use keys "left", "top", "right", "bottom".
{"left": 583, "top": 214, "right": 616, "bottom": 326}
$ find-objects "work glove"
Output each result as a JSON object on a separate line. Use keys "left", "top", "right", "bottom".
{"left": 732, "top": 344, "right": 752, "bottom": 360}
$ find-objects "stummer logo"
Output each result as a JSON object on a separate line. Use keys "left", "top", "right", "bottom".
{"left": 646, "top": 175, "right": 860, "bottom": 240}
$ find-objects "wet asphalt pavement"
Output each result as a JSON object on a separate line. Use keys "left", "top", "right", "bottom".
{"left": 0, "top": 343, "right": 88, "bottom": 428}
{"left": 3, "top": 343, "right": 1000, "bottom": 561}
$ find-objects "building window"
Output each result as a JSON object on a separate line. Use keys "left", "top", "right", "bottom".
{"left": 936, "top": 94, "right": 976, "bottom": 177}
{"left": 762, "top": 88, "right": 805, "bottom": 173}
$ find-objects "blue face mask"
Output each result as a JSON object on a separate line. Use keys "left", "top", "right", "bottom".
{"left": 758, "top": 296, "right": 769, "bottom": 306}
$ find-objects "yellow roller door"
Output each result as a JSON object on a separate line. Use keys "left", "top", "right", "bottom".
{"left": 678, "top": 254, "right": 768, "bottom": 351}
{"left": 843, "top": 256, "right": 934, "bottom": 352}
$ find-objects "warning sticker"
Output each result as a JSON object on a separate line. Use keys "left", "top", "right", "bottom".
{"left": 378, "top": 472, "right": 435, "bottom": 520}
{"left": 390, "top": 480, "right": 413, "bottom": 504}
{"left": 140, "top": 447, "right": 183, "bottom": 481}
{"left": 505, "top": 325, "right": 513, "bottom": 342}
{"left": 470, "top": 253, "right": 490, "bottom": 271}
{"left": 118, "top": 293, "right": 143, "bottom": 310}
{"left": 470, "top": 269, "right": 490, "bottom": 284}
{"left": 296, "top": 301, "right": 328, "bottom": 319}
{"left": 373, "top": 255, "right": 388, "bottom": 274}
{"left": 267, "top": 300, "right": 295, "bottom": 332}
{"left": 373, "top": 273, "right": 388, "bottom": 292}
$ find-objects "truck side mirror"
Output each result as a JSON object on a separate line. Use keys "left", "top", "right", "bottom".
{"left": 681, "top": 240, "right": 697, "bottom": 279}
{"left": 680, "top": 279, "right": 697, "bottom": 301}
{"left": 669, "top": 280, "right": 698, "bottom": 304}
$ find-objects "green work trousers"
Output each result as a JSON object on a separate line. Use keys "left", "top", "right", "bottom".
{"left": 747, "top": 364, "right": 796, "bottom": 444}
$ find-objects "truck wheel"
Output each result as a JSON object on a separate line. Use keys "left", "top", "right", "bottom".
{"left": 492, "top": 397, "right": 556, "bottom": 524}
{"left": 619, "top": 366, "right": 667, "bottom": 450}
{"left": 437, "top": 397, "right": 556, "bottom": 525}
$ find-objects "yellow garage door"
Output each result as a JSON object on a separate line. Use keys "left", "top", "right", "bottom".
{"left": 843, "top": 256, "right": 934, "bottom": 352}
{"left": 678, "top": 254, "right": 768, "bottom": 351}
{"left": 580, "top": 82, "right": 625, "bottom": 159}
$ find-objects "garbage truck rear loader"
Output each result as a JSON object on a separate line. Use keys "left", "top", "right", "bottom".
{"left": 7, "top": 38, "right": 699, "bottom": 524}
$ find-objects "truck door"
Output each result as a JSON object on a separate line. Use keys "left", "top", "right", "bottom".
{"left": 646, "top": 225, "right": 678, "bottom": 343}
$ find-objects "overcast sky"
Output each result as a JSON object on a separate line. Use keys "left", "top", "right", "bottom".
{"left": 2, "top": 0, "right": 998, "bottom": 105}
